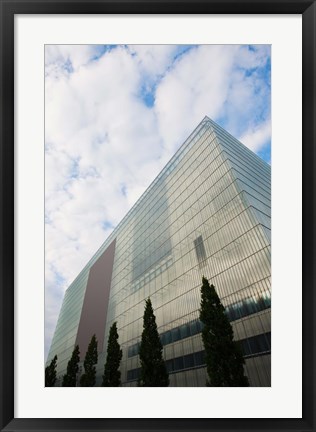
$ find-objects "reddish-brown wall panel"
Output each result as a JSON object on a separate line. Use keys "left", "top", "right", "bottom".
{"left": 75, "top": 239, "right": 116, "bottom": 359}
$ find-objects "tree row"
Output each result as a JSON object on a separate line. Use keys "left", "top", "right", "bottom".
{"left": 45, "top": 277, "right": 249, "bottom": 387}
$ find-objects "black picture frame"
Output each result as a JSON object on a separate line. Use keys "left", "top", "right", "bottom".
{"left": 0, "top": 1, "right": 315, "bottom": 431}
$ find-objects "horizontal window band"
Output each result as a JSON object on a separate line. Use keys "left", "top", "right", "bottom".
{"left": 128, "top": 299, "right": 271, "bottom": 358}
{"left": 127, "top": 332, "right": 271, "bottom": 382}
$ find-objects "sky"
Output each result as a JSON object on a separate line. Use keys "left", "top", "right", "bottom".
{"left": 45, "top": 44, "right": 271, "bottom": 360}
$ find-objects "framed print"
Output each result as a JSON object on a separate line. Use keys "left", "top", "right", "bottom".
{"left": 0, "top": 1, "right": 315, "bottom": 431}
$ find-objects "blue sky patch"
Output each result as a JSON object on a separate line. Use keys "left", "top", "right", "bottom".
{"left": 257, "top": 143, "right": 271, "bottom": 164}
{"left": 140, "top": 86, "right": 155, "bottom": 107}
{"left": 102, "top": 221, "right": 114, "bottom": 230}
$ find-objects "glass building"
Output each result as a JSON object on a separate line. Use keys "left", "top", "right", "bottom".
{"left": 46, "top": 117, "right": 271, "bottom": 387}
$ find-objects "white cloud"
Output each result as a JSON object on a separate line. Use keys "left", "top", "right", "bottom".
{"left": 239, "top": 120, "right": 271, "bottom": 152}
{"left": 235, "top": 44, "right": 271, "bottom": 70}
{"left": 45, "top": 45, "right": 104, "bottom": 72}
{"left": 128, "top": 45, "right": 180, "bottom": 80}
{"left": 154, "top": 45, "right": 237, "bottom": 152}
{"left": 45, "top": 44, "right": 271, "bottom": 359}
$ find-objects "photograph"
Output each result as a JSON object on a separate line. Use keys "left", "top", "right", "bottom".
{"left": 1, "top": 3, "right": 314, "bottom": 431}
{"left": 45, "top": 44, "right": 271, "bottom": 388}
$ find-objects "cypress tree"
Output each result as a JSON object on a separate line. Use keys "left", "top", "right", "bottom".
{"left": 138, "top": 298, "right": 169, "bottom": 387}
{"left": 45, "top": 355, "right": 58, "bottom": 387}
{"left": 80, "top": 334, "right": 98, "bottom": 387}
{"left": 199, "top": 276, "right": 249, "bottom": 387}
{"left": 62, "top": 345, "right": 80, "bottom": 387}
{"left": 102, "top": 322, "right": 122, "bottom": 386}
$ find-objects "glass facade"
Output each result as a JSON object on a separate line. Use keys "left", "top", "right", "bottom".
{"left": 46, "top": 116, "right": 271, "bottom": 387}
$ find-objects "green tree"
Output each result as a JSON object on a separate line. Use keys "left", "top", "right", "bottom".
{"left": 45, "top": 355, "right": 58, "bottom": 387}
{"left": 199, "top": 276, "right": 249, "bottom": 386}
{"left": 62, "top": 345, "right": 80, "bottom": 387}
{"left": 138, "top": 298, "right": 169, "bottom": 387}
{"left": 102, "top": 322, "right": 122, "bottom": 386}
{"left": 80, "top": 335, "right": 98, "bottom": 387}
